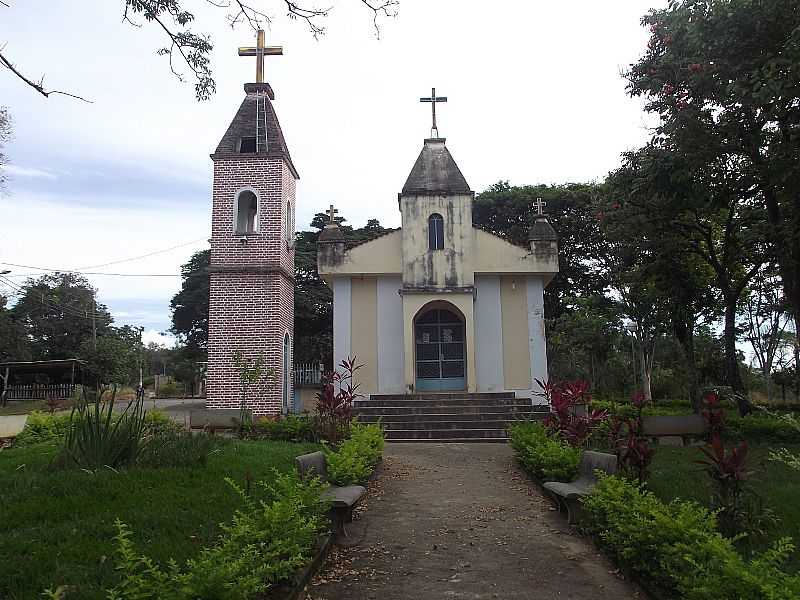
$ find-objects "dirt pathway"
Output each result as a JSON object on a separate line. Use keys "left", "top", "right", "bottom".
{"left": 307, "top": 443, "right": 640, "bottom": 600}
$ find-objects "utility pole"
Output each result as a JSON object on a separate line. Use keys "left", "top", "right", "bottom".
{"left": 91, "top": 297, "right": 97, "bottom": 351}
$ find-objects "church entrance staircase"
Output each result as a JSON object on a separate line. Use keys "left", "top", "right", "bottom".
{"left": 353, "top": 392, "right": 548, "bottom": 442}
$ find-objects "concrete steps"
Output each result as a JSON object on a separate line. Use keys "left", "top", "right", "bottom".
{"left": 354, "top": 393, "right": 548, "bottom": 442}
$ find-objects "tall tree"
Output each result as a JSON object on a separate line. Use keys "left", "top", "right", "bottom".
{"left": 742, "top": 268, "right": 791, "bottom": 403}
{"left": 0, "top": 293, "right": 29, "bottom": 362}
{"left": 11, "top": 273, "right": 112, "bottom": 360}
{"left": 170, "top": 249, "right": 209, "bottom": 354}
{"left": 294, "top": 224, "right": 334, "bottom": 365}
{"left": 474, "top": 182, "right": 610, "bottom": 320}
{"left": 79, "top": 325, "right": 144, "bottom": 388}
{"left": 599, "top": 207, "right": 671, "bottom": 404}
{"left": 607, "top": 146, "right": 765, "bottom": 409}
{"left": 626, "top": 0, "right": 800, "bottom": 391}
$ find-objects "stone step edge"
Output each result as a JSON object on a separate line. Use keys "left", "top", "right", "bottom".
{"left": 386, "top": 438, "right": 509, "bottom": 443}
{"left": 356, "top": 412, "right": 544, "bottom": 417}
{"left": 353, "top": 404, "right": 550, "bottom": 414}
{"left": 385, "top": 428, "right": 510, "bottom": 434}
{"left": 368, "top": 393, "right": 517, "bottom": 400}
{"left": 377, "top": 421, "right": 520, "bottom": 427}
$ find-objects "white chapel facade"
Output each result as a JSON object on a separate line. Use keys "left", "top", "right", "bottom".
{"left": 317, "top": 133, "right": 559, "bottom": 401}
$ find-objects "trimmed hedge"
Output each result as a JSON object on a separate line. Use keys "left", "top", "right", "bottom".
{"left": 583, "top": 475, "right": 800, "bottom": 600}
{"left": 325, "top": 422, "right": 384, "bottom": 486}
{"left": 104, "top": 472, "right": 329, "bottom": 599}
{"left": 726, "top": 413, "right": 800, "bottom": 444}
{"left": 508, "top": 421, "right": 581, "bottom": 482}
{"left": 591, "top": 400, "right": 800, "bottom": 443}
{"left": 252, "top": 414, "right": 316, "bottom": 442}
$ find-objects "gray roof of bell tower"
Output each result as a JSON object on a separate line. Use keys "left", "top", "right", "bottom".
{"left": 401, "top": 138, "right": 471, "bottom": 196}
{"left": 212, "top": 83, "right": 299, "bottom": 179}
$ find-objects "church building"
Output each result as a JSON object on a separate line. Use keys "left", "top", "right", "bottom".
{"left": 317, "top": 99, "right": 559, "bottom": 401}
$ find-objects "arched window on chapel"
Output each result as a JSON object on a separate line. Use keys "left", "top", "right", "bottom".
{"left": 235, "top": 190, "right": 258, "bottom": 234}
{"left": 428, "top": 213, "right": 444, "bottom": 250}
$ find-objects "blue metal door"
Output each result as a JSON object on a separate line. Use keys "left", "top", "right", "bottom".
{"left": 415, "top": 308, "right": 466, "bottom": 392}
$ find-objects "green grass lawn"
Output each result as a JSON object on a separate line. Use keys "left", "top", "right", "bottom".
{"left": 0, "top": 400, "right": 50, "bottom": 416}
{"left": 0, "top": 439, "right": 320, "bottom": 600}
{"left": 648, "top": 443, "right": 800, "bottom": 571}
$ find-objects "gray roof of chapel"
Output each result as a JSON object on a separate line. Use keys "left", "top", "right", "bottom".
{"left": 213, "top": 83, "right": 299, "bottom": 179}
{"left": 401, "top": 138, "right": 471, "bottom": 196}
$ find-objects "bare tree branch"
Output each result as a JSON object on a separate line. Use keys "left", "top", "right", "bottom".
{"left": 0, "top": 49, "right": 92, "bottom": 102}
{"left": 360, "top": 0, "right": 398, "bottom": 38}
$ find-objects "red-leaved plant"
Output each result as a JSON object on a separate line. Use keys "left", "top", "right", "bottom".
{"left": 612, "top": 391, "right": 655, "bottom": 483}
{"left": 316, "top": 356, "right": 363, "bottom": 445}
{"left": 702, "top": 390, "right": 726, "bottom": 439}
{"left": 694, "top": 391, "right": 775, "bottom": 541}
{"left": 536, "top": 379, "right": 608, "bottom": 447}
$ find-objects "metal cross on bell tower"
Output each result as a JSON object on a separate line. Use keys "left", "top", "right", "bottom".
{"left": 238, "top": 29, "right": 283, "bottom": 83}
{"left": 420, "top": 87, "right": 448, "bottom": 138}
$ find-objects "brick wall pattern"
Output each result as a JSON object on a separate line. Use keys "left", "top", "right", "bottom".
{"left": 207, "top": 155, "right": 296, "bottom": 415}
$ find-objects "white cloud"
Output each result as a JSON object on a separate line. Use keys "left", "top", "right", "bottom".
{"left": 4, "top": 165, "right": 58, "bottom": 179}
{"left": 142, "top": 329, "right": 175, "bottom": 347}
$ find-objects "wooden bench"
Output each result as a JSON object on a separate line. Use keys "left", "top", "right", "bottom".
{"left": 642, "top": 414, "right": 706, "bottom": 446}
{"left": 188, "top": 408, "right": 252, "bottom": 431}
{"left": 543, "top": 451, "right": 618, "bottom": 525}
{"left": 295, "top": 451, "right": 366, "bottom": 538}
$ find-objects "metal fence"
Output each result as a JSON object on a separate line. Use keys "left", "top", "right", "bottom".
{"left": 5, "top": 383, "right": 76, "bottom": 400}
{"left": 293, "top": 363, "right": 324, "bottom": 387}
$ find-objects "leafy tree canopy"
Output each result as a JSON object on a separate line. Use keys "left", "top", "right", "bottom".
{"left": 170, "top": 249, "right": 209, "bottom": 354}
{"left": 79, "top": 325, "right": 144, "bottom": 387}
{"left": 11, "top": 273, "right": 112, "bottom": 361}
{"left": 474, "top": 181, "right": 610, "bottom": 319}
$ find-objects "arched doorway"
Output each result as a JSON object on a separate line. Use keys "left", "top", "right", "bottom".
{"left": 414, "top": 304, "right": 466, "bottom": 392}
{"left": 282, "top": 333, "right": 291, "bottom": 414}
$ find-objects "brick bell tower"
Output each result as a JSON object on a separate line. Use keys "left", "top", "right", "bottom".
{"left": 206, "top": 30, "right": 298, "bottom": 415}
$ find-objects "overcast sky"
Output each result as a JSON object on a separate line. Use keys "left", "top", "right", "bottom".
{"left": 0, "top": 0, "right": 663, "bottom": 345}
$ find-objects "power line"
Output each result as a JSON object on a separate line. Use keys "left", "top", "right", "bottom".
{"left": 75, "top": 238, "right": 207, "bottom": 270}
{"left": 0, "top": 263, "right": 184, "bottom": 277}
{"left": 0, "top": 236, "right": 209, "bottom": 278}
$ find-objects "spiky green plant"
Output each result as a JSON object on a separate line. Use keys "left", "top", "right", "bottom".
{"left": 60, "top": 386, "right": 149, "bottom": 470}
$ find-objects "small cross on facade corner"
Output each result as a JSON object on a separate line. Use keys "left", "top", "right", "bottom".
{"left": 535, "top": 197, "right": 547, "bottom": 216}
{"left": 327, "top": 204, "right": 339, "bottom": 224}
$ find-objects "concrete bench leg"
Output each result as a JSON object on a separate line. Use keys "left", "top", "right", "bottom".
{"left": 564, "top": 497, "right": 584, "bottom": 526}
{"left": 329, "top": 506, "right": 355, "bottom": 542}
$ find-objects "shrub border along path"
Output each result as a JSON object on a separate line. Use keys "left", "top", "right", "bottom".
{"left": 308, "top": 443, "right": 640, "bottom": 600}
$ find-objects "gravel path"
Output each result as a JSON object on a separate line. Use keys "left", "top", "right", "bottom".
{"left": 307, "top": 443, "right": 641, "bottom": 600}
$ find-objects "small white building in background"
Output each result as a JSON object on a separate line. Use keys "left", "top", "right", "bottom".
{"left": 317, "top": 135, "right": 559, "bottom": 402}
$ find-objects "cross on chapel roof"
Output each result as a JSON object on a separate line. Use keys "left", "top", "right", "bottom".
{"left": 535, "top": 197, "right": 547, "bottom": 215}
{"left": 420, "top": 87, "right": 447, "bottom": 138}
{"left": 238, "top": 29, "right": 283, "bottom": 83}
